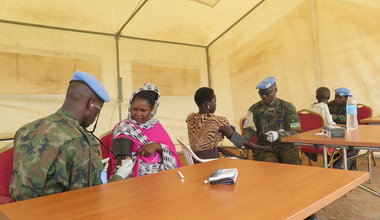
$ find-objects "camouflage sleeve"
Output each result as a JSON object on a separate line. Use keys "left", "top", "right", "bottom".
{"left": 279, "top": 103, "right": 301, "bottom": 139}
{"left": 242, "top": 127, "right": 256, "bottom": 141}
{"left": 42, "top": 137, "right": 92, "bottom": 195}
{"left": 328, "top": 102, "right": 347, "bottom": 124}
{"left": 331, "top": 113, "right": 346, "bottom": 124}
{"left": 10, "top": 132, "right": 72, "bottom": 200}
{"left": 45, "top": 146, "right": 72, "bottom": 194}
{"left": 42, "top": 136, "right": 100, "bottom": 194}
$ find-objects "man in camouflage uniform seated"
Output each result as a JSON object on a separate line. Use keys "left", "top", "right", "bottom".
{"left": 242, "top": 76, "right": 301, "bottom": 164}
{"left": 328, "top": 87, "right": 359, "bottom": 170}
{"left": 10, "top": 71, "right": 132, "bottom": 201}
{"left": 328, "top": 87, "right": 350, "bottom": 125}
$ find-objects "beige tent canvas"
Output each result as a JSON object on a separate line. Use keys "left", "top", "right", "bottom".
{"left": 1, "top": 0, "right": 380, "bottom": 146}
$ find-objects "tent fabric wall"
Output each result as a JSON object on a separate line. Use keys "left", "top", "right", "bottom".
{"left": 209, "top": 0, "right": 380, "bottom": 128}
{"left": 318, "top": 0, "right": 380, "bottom": 111}
{"left": 1, "top": 0, "right": 380, "bottom": 149}
{"left": 0, "top": 22, "right": 208, "bottom": 144}
{"left": 117, "top": 39, "right": 208, "bottom": 142}
{"left": 209, "top": 0, "right": 308, "bottom": 126}
{"left": 0, "top": 22, "right": 120, "bottom": 138}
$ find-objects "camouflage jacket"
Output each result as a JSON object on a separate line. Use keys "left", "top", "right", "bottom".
{"left": 10, "top": 108, "right": 103, "bottom": 201}
{"left": 327, "top": 100, "right": 346, "bottom": 124}
{"left": 242, "top": 98, "right": 301, "bottom": 146}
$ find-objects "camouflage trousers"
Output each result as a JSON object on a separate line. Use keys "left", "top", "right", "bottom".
{"left": 254, "top": 144, "right": 301, "bottom": 165}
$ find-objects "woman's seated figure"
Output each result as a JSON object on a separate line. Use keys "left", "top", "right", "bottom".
{"left": 186, "top": 87, "right": 249, "bottom": 161}
{"left": 111, "top": 83, "right": 182, "bottom": 178}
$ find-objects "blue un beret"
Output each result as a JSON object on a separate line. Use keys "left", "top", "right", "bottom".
{"left": 334, "top": 88, "right": 350, "bottom": 96}
{"left": 256, "top": 77, "right": 276, "bottom": 90}
{"left": 72, "top": 71, "right": 110, "bottom": 102}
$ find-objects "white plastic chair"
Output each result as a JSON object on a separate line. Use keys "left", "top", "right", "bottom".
{"left": 177, "top": 138, "right": 217, "bottom": 165}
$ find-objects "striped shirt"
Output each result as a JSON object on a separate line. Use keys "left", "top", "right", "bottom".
{"left": 186, "top": 113, "right": 230, "bottom": 152}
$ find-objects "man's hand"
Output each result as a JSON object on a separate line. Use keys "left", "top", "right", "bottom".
{"left": 244, "top": 142, "right": 273, "bottom": 152}
{"left": 114, "top": 159, "right": 133, "bottom": 179}
{"left": 137, "top": 143, "right": 162, "bottom": 157}
{"left": 265, "top": 131, "right": 279, "bottom": 142}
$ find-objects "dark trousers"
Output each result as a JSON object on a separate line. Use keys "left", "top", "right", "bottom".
{"left": 333, "top": 147, "right": 360, "bottom": 170}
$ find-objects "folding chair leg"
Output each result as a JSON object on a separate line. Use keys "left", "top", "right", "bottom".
{"left": 368, "top": 152, "right": 372, "bottom": 184}
{"left": 328, "top": 149, "right": 336, "bottom": 168}
{"left": 328, "top": 148, "right": 342, "bottom": 168}
{"left": 371, "top": 151, "right": 377, "bottom": 166}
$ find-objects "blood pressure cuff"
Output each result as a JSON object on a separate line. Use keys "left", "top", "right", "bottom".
{"left": 112, "top": 138, "right": 133, "bottom": 158}
{"left": 228, "top": 130, "right": 246, "bottom": 149}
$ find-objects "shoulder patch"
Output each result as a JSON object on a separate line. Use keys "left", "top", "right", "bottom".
{"left": 290, "top": 122, "right": 300, "bottom": 130}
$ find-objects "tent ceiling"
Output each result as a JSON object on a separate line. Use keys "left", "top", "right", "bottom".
{"left": 0, "top": 0, "right": 142, "bottom": 34}
{"left": 0, "top": 0, "right": 263, "bottom": 46}
{"left": 121, "top": 0, "right": 263, "bottom": 45}
{"left": 1, "top": 0, "right": 380, "bottom": 46}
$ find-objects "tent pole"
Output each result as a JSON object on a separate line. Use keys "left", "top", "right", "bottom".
{"left": 206, "top": 47, "right": 212, "bottom": 87}
{"left": 115, "top": 36, "right": 123, "bottom": 122}
{"left": 0, "top": 18, "right": 205, "bottom": 48}
{"left": 117, "top": 0, "right": 148, "bottom": 35}
{"left": 118, "top": 35, "right": 205, "bottom": 48}
{"left": 310, "top": 0, "right": 321, "bottom": 86}
{"left": 0, "top": 19, "right": 114, "bottom": 37}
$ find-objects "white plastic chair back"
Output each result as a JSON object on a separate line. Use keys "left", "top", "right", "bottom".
{"left": 177, "top": 138, "right": 217, "bottom": 165}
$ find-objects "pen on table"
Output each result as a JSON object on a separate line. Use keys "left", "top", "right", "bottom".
{"left": 177, "top": 171, "right": 184, "bottom": 179}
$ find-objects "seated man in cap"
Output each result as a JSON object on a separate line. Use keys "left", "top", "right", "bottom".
{"left": 328, "top": 87, "right": 359, "bottom": 170}
{"left": 10, "top": 71, "right": 132, "bottom": 201}
{"left": 241, "top": 76, "right": 301, "bottom": 164}
{"left": 328, "top": 87, "right": 350, "bottom": 124}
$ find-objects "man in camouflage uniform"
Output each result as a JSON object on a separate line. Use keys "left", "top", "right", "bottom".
{"left": 10, "top": 71, "right": 132, "bottom": 201}
{"left": 328, "top": 87, "right": 359, "bottom": 170}
{"left": 328, "top": 88, "right": 350, "bottom": 124}
{"left": 242, "top": 77, "right": 301, "bottom": 164}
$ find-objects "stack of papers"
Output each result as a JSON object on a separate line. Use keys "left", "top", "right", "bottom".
{"left": 208, "top": 168, "right": 238, "bottom": 185}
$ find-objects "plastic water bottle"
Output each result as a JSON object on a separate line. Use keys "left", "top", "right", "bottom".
{"left": 346, "top": 95, "right": 358, "bottom": 130}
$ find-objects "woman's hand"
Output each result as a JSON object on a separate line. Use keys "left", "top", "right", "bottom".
{"left": 137, "top": 143, "right": 162, "bottom": 157}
